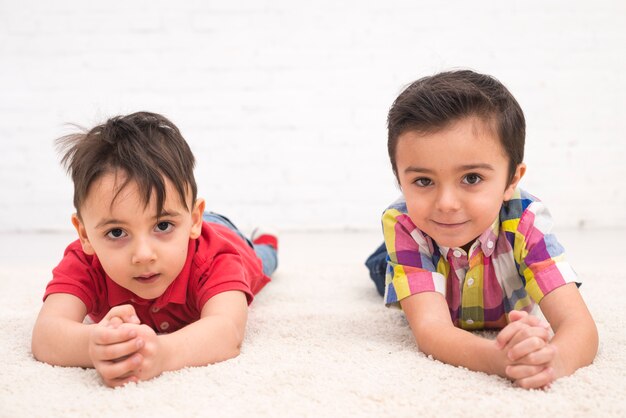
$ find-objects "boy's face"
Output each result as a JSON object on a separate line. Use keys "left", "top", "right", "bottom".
{"left": 395, "top": 116, "right": 525, "bottom": 250}
{"left": 72, "top": 172, "right": 205, "bottom": 300}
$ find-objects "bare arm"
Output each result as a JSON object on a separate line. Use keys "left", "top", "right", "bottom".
{"left": 32, "top": 293, "right": 94, "bottom": 367}
{"left": 538, "top": 282, "right": 598, "bottom": 378}
{"left": 129, "top": 290, "right": 249, "bottom": 380}
{"left": 400, "top": 291, "right": 510, "bottom": 377}
{"left": 161, "top": 290, "right": 248, "bottom": 370}
{"left": 32, "top": 294, "right": 144, "bottom": 387}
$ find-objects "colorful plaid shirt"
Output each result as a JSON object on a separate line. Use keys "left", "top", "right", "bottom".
{"left": 382, "top": 189, "right": 578, "bottom": 330}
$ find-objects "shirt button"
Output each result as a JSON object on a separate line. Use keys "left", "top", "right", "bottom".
{"left": 453, "top": 250, "right": 462, "bottom": 258}
{"left": 152, "top": 306, "right": 160, "bottom": 313}
{"left": 467, "top": 278, "right": 474, "bottom": 286}
{"left": 487, "top": 241, "right": 494, "bottom": 249}
{"left": 160, "top": 322, "right": 170, "bottom": 331}
{"left": 466, "top": 319, "right": 474, "bottom": 325}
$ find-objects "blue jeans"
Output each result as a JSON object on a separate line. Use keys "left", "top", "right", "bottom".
{"left": 364, "top": 242, "right": 387, "bottom": 296}
{"left": 202, "top": 212, "right": 278, "bottom": 277}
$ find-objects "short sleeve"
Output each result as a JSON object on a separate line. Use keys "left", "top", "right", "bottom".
{"left": 45, "top": 242, "right": 102, "bottom": 313}
{"left": 382, "top": 207, "right": 446, "bottom": 306}
{"left": 194, "top": 252, "right": 254, "bottom": 310}
{"left": 514, "top": 201, "right": 579, "bottom": 303}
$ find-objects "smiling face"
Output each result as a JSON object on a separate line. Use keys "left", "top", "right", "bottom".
{"left": 395, "top": 116, "right": 525, "bottom": 251}
{"left": 72, "top": 171, "right": 205, "bottom": 300}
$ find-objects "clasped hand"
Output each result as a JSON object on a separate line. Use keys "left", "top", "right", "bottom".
{"left": 87, "top": 305, "right": 163, "bottom": 387}
{"left": 495, "top": 310, "right": 557, "bottom": 389}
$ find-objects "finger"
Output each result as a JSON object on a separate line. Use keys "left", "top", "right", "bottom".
{"left": 104, "top": 374, "right": 139, "bottom": 388}
{"left": 508, "top": 310, "right": 548, "bottom": 328}
{"left": 496, "top": 321, "right": 528, "bottom": 348}
{"left": 507, "top": 310, "right": 528, "bottom": 322}
{"left": 515, "top": 367, "right": 555, "bottom": 390}
{"left": 93, "top": 337, "right": 145, "bottom": 362}
{"left": 497, "top": 316, "right": 550, "bottom": 349}
{"left": 513, "top": 345, "right": 557, "bottom": 366}
{"left": 520, "top": 315, "right": 551, "bottom": 331}
{"left": 107, "top": 316, "right": 124, "bottom": 329}
{"left": 507, "top": 330, "right": 551, "bottom": 360}
{"left": 513, "top": 313, "right": 542, "bottom": 328}
{"left": 523, "top": 315, "right": 551, "bottom": 331}
{"left": 92, "top": 325, "right": 138, "bottom": 346}
{"left": 96, "top": 353, "right": 143, "bottom": 383}
{"left": 104, "top": 305, "right": 140, "bottom": 325}
{"left": 522, "top": 315, "right": 540, "bottom": 327}
{"left": 505, "top": 364, "right": 545, "bottom": 380}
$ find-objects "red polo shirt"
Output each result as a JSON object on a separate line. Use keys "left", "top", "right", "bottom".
{"left": 44, "top": 222, "right": 270, "bottom": 333}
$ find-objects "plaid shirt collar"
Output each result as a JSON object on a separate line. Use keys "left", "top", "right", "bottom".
{"left": 438, "top": 217, "right": 500, "bottom": 260}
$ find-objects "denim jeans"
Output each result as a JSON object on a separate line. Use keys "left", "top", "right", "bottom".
{"left": 364, "top": 242, "right": 388, "bottom": 297}
{"left": 202, "top": 212, "right": 278, "bottom": 277}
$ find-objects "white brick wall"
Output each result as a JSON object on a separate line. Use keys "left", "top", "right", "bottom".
{"left": 1, "top": 0, "right": 624, "bottom": 232}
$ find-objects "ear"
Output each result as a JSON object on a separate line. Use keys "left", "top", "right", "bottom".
{"left": 503, "top": 163, "right": 526, "bottom": 201}
{"left": 189, "top": 198, "right": 206, "bottom": 239}
{"left": 71, "top": 213, "right": 95, "bottom": 255}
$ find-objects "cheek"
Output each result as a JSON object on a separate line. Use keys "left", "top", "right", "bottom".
{"left": 97, "top": 251, "right": 126, "bottom": 280}
{"left": 166, "top": 234, "right": 191, "bottom": 262}
{"left": 470, "top": 194, "right": 504, "bottom": 219}
{"left": 405, "top": 199, "right": 428, "bottom": 223}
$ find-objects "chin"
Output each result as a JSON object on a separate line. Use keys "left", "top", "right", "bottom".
{"left": 435, "top": 238, "right": 472, "bottom": 249}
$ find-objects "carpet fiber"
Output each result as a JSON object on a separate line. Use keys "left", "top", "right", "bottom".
{"left": 1, "top": 229, "right": 624, "bottom": 417}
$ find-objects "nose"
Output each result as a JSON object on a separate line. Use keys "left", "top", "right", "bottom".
{"left": 131, "top": 236, "right": 157, "bottom": 264}
{"left": 435, "top": 185, "right": 461, "bottom": 212}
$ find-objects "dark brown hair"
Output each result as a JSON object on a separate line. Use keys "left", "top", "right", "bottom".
{"left": 57, "top": 111, "right": 197, "bottom": 216}
{"left": 387, "top": 70, "right": 525, "bottom": 183}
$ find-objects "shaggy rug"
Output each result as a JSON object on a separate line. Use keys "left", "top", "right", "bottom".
{"left": 1, "top": 229, "right": 624, "bottom": 417}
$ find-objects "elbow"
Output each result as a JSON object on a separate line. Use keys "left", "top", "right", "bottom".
{"left": 219, "top": 340, "right": 242, "bottom": 363}
{"left": 415, "top": 335, "right": 437, "bottom": 358}
{"left": 586, "top": 321, "right": 600, "bottom": 365}
{"left": 228, "top": 327, "right": 243, "bottom": 359}
{"left": 574, "top": 315, "right": 599, "bottom": 368}
{"left": 228, "top": 345, "right": 241, "bottom": 360}
{"left": 411, "top": 321, "right": 445, "bottom": 357}
{"left": 30, "top": 319, "right": 70, "bottom": 366}
{"left": 218, "top": 319, "right": 244, "bottom": 361}
{"left": 31, "top": 340, "right": 43, "bottom": 362}
{"left": 31, "top": 326, "right": 50, "bottom": 364}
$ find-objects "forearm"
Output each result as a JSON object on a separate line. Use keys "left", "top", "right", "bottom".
{"left": 413, "top": 321, "right": 506, "bottom": 377}
{"left": 32, "top": 316, "right": 95, "bottom": 368}
{"left": 401, "top": 292, "right": 508, "bottom": 377}
{"left": 540, "top": 283, "right": 599, "bottom": 378}
{"left": 550, "top": 316, "right": 598, "bottom": 377}
{"left": 159, "top": 315, "right": 243, "bottom": 372}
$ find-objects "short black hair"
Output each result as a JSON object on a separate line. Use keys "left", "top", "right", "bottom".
{"left": 387, "top": 70, "right": 525, "bottom": 183}
{"left": 57, "top": 111, "right": 197, "bottom": 216}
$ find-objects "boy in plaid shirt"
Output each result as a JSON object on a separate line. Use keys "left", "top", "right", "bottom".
{"left": 365, "top": 70, "right": 597, "bottom": 389}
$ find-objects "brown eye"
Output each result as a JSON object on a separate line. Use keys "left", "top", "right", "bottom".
{"left": 155, "top": 222, "right": 173, "bottom": 232}
{"left": 415, "top": 178, "right": 433, "bottom": 187}
{"left": 463, "top": 174, "right": 482, "bottom": 185}
{"left": 106, "top": 228, "right": 126, "bottom": 239}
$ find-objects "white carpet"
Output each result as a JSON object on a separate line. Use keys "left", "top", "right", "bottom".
{"left": 1, "top": 229, "right": 625, "bottom": 418}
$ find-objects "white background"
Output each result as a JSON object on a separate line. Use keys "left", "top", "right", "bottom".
{"left": 1, "top": 0, "right": 624, "bottom": 232}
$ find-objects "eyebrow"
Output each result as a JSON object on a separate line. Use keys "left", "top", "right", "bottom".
{"left": 95, "top": 218, "right": 128, "bottom": 230}
{"left": 94, "top": 210, "right": 183, "bottom": 229}
{"left": 158, "top": 210, "right": 183, "bottom": 219}
{"left": 403, "top": 163, "right": 495, "bottom": 174}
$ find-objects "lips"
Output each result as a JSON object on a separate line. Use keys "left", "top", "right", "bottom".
{"left": 133, "top": 273, "right": 160, "bottom": 283}
{"left": 432, "top": 220, "right": 468, "bottom": 229}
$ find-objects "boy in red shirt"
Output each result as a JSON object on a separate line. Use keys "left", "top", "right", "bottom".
{"left": 31, "top": 112, "right": 278, "bottom": 387}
